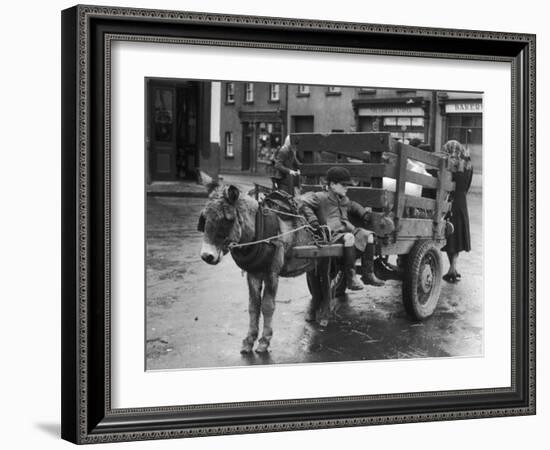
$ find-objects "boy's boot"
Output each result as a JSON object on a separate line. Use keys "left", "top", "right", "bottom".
{"left": 344, "top": 246, "right": 364, "bottom": 291}
{"left": 361, "top": 244, "right": 385, "bottom": 286}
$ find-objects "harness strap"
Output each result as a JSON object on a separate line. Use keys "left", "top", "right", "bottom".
{"left": 230, "top": 206, "right": 279, "bottom": 272}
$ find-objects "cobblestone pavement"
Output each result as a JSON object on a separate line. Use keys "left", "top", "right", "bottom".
{"left": 145, "top": 178, "right": 483, "bottom": 370}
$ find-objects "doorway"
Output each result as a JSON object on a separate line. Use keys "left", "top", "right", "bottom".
{"left": 147, "top": 80, "right": 200, "bottom": 181}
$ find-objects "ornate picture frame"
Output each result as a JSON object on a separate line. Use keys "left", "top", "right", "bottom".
{"left": 61, "top": 5, "right": 535, "bottom": 444}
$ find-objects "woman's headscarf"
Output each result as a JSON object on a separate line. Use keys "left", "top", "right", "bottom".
{"left": 442, "top": 140, "right": 472, "bottom": 170}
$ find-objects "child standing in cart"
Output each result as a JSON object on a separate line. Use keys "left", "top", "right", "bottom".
{"left": 299, "top": 167, "right": 385, "bottom": 290}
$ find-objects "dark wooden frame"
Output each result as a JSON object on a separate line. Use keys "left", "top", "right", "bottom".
{"left": 61, "top": 5, "right": 536, "bottom": 444}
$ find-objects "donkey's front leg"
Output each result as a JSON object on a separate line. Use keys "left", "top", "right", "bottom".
{"left": 241, "top": 273, "right": 262, "bottom": 354}
{"left": 256, "top": 272, "right": 279, "bottom": 353}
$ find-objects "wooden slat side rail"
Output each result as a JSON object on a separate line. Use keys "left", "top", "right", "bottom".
{"left": 300, "top": 163, "right": 397, "bottom": 180}
{"left": 405, "top": 170, "right": 438, "bottom": 189}
{"left": 433, "top": 157, "right": 449, "bottom": 224}
{"left": 301, "top": 185, "right": 392, "bottom": 209}
{"left": 394, "top": 141, "right": 408, "bottom": 219}
{"left": 293, "top": 244, "right": 344, "bottom": 259}
{"left": 290, "top": 132, "right": 391, "bottom": 156}
{"left": 301, "top": 185, "right": 446, "bottom": 213}
{"left": 388, "top": 139, "right": 444, "bottom": 168}
{"left": 395, "top": 219, "right": 445, "bottom": 238}
{"left": 404, "top": 195, "right": 437, "bottom": 211}
{"left": 301, "top": 165, "right": 450, "bottom": 191}
{"left": 300, "top": 184, "right": 324, "bottom": 193}
{"left": 395, "top": 219, "right": 432, "bottom": 238}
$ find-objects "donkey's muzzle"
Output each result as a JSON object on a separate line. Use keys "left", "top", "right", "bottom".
{"left": 201, "top": 253, "right": 216, "bottom": 264}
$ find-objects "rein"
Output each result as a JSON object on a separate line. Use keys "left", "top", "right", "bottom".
{"left": 228, "top": 224, "right": 312, "bottom": 250}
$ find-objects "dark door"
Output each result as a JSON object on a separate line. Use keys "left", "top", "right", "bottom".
{"left": 242, "top": 130, "right": 251, "bottom": 171}
{"left": 148, "top": 83, "right": 177, "bottom": 181}
{"left": 292, "top": 115, "right": 314, "bottom": 133}
{"left": 292, "top": 116, "right": 314, "bottom": 163}
{"left": 177, "top": 84, "right": 199, "bottom": 179}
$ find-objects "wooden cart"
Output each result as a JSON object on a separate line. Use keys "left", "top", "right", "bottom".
{"left": 290, "top": 132, "right": 456, "bottom": 323}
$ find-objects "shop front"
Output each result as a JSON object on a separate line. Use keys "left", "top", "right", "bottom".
{"left": 441, "top": 99, "right": 483, "bottom": 172}
{"left": 238, "top": 111, "right": 284, "bottom": 173}
{"left": 353, "top": 98, "right": 430, "bottom": 145}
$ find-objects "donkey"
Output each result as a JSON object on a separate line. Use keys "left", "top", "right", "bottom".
{"left": 198, "top": 180, "right": 316, "bottom": 354}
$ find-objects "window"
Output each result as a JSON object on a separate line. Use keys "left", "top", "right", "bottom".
{"left": 359, "top": 87, "right": 376, "bottom": 94}
{"left": 225, "top": 82, "right": 235, "bottom": 104}
{"left": 225, "top": 132, "right": 234, "bottom": 158}
{"left": 297, "top": 85, "right": 310, "bottom": 96}
{"left": 327, "top": 86, "right": 342, "bottom": 95}
{"left": 244, "top": 83, "right": 254, "bottom": 103}
{"left": 397, "top": 117, "right": 411, "bottom": 127}
{"left": 270, "top": 84, "right": 280, "bottom": 101}
{"left": 447, "top": 114, "right": 482, "bottom": 146}
{"left": 379, "top": 116, "right": 426, "bottom": 144}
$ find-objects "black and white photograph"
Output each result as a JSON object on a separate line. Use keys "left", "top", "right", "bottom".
{"left": 52, "top": 0, "right": 538, "bottom": 446}
{"left": 145, "top": 80, "right": 483, "bottom": 370}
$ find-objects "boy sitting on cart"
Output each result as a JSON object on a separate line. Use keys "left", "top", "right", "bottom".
{"left": 300, "top": 167, "right": 385, "bottom": 290}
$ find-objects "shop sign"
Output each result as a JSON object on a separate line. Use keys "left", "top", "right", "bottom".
{"left": 358, "top": 106, "right": 424, "bottom": 116}
{"left": 445, "top": 102, "right": 483, "bottom": 113}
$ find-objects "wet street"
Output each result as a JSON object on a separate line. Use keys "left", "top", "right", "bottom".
{"left": 146, "top": 178, "right": 483, "bottom": 370}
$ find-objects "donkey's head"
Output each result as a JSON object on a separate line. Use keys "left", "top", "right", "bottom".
{"left": 198, "top": 184, "right": 244, "bottom": 265}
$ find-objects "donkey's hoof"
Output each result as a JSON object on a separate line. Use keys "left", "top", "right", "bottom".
{"left": 255, "top": 339, "right": 270, "bottom": 354}
{"left": 305, "top": 310, "right": 316, "bottom": 322}
{"left": 240, "top": 341, "right": 254, "bottom": 354}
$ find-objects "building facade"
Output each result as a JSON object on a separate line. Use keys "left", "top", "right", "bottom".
{"left": 219, "top": 82, "right": 482, "bottom": 174}
{"left": 219, "top": 81, "right": 288, "bottom": 173}
{"left": 287, "top": 84, "right": 356, "bottom": 134}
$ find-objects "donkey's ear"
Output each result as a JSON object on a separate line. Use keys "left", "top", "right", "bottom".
{"left": 224, "top": 185, "right": 240, "bottom": 204}
{"left": 198, "top": 170, "right": 219, "bottom": 195}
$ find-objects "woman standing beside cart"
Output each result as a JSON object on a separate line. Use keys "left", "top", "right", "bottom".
{"left": 441, "top": 140, "right": 474, "bottom": 283}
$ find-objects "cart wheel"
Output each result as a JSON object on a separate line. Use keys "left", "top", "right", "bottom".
{"left": 402, "top": 240, "right": 442, "bottom": 320}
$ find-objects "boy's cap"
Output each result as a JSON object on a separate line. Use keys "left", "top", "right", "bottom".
{"left": 326, "top": 167, "right": 353, "bottom": 185}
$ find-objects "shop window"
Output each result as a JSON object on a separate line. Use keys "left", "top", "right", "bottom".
{"left": 257, "top": 122, "right": 282, "bottom": 164}
{"left": 225, "top": 132, "right": 234, "bottom": 158}
{"left": 225, "top": 82, "right": 235, "bottom": 104}
{"left": 244, "top": 83, "right": 254, "bottom": 103}
{"left": 379, "top": 115, "right": 426, "bottom": 144}
{"left": 447, "top": 114, "right": 482, "bottom": 147}
{"left": 270, "top": 84, "right": 280, "bottom": 102}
